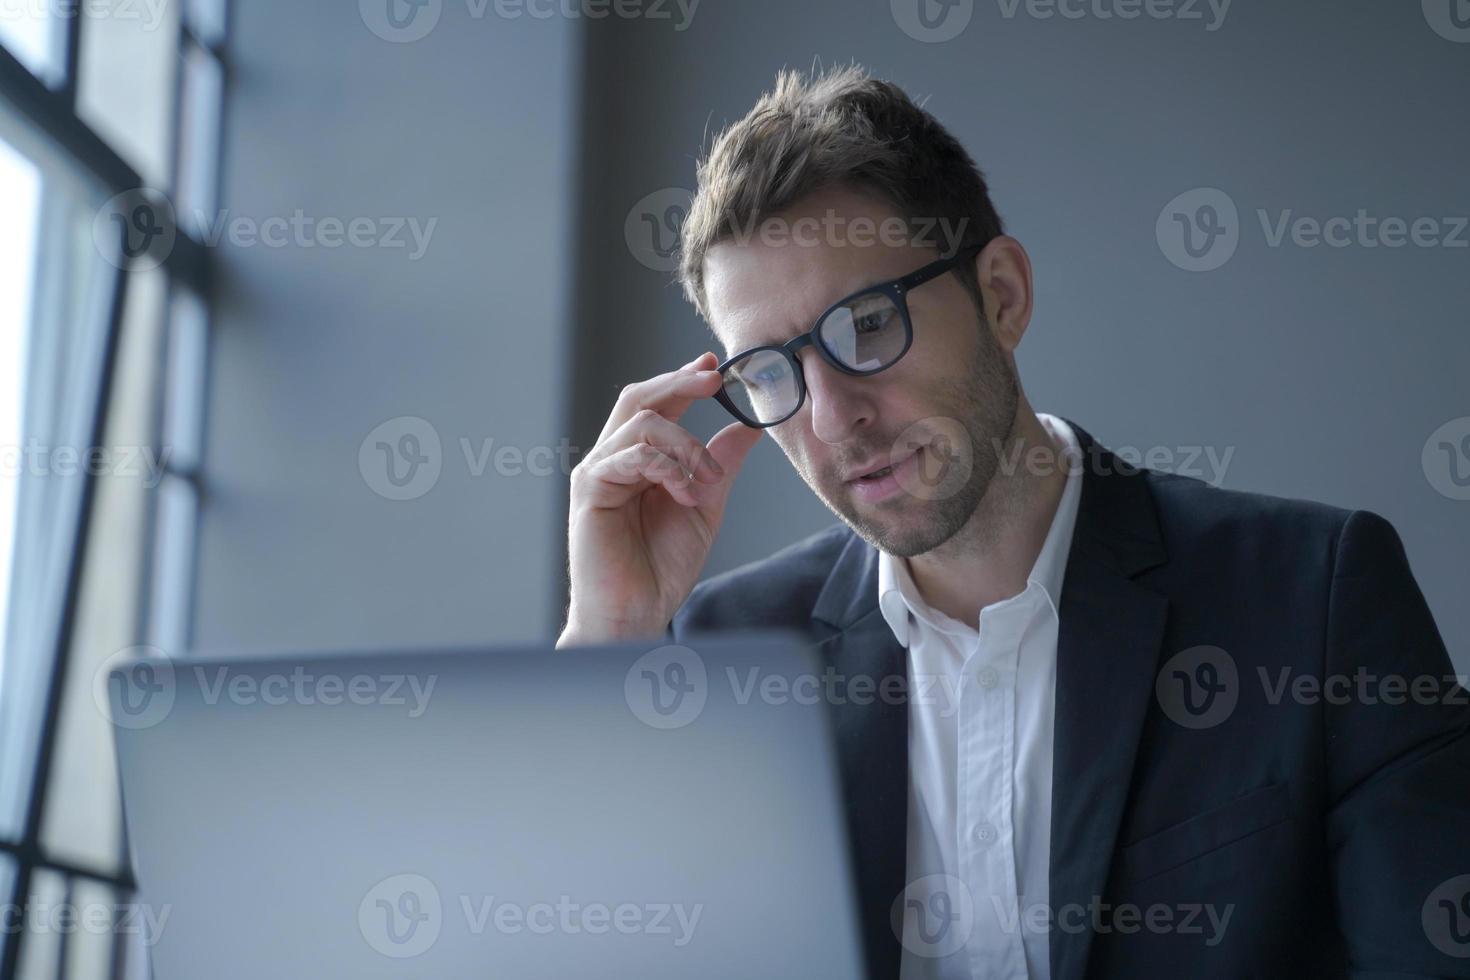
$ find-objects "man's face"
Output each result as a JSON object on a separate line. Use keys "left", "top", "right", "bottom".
{"left": 703, "top": 185, "right": 1021, "bottom": 557}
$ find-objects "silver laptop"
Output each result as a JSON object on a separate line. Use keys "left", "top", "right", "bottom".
{"left": 109, "top": 632, "right": 864, "bottom": 979}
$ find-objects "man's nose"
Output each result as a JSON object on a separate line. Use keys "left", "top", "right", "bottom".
{"left": 801, "top": 352, "right": 877, "bottom": 445}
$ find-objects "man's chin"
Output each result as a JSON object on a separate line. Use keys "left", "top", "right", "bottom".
{"left": 837, "top": 496, "right": 955, "bottom": 558}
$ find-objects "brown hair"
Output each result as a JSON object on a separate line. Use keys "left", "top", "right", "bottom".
{"left": 677, "top": 64, "right": 1006, "bottom": 321}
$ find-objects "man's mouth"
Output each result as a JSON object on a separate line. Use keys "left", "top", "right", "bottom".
{"left": 847, "top": 444, "right": 921, "bottom": 483}
{"left": 854, "top": 462, "right": 897, "bottom": 482}
{"left": 845, "top": 445, "right": 923, "bottom": 503}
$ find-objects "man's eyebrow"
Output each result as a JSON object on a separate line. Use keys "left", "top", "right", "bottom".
{"left": 728, "top": 269, "right": 901, "bottom": 354}
{"left": 729, "top": 320, "right": 804, "bottom": 355}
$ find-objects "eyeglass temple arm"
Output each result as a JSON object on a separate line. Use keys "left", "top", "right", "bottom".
{"left": 895, "top": 242, "right": 984, "bottom": 291}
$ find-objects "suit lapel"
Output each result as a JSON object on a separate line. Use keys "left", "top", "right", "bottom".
{"left": 1048, "top": 421, "right": 1169, "bottom": 980}
{"left": 811, "top": 535, "right": 908, "bottom": 978}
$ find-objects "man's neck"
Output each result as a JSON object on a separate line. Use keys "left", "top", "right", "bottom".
{"left": 905, "top": 404, "right": 1070, "bottom": 627}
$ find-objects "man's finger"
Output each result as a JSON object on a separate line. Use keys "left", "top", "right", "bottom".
{"left": 598, "top": 357, "right": 723, "bottom": 443}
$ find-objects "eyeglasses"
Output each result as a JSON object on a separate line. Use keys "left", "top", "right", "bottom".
{"left": 713, "top": 244, "right": 982, "bottom": 428}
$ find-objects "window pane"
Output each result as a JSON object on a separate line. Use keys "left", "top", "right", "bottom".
{"left": 117, "top": 896, "right": 154, "bottom": 980}
{"left": 147, "top": 285, "right": 207, "bottom": 653}
{"left": 14, "top": 868, "right": 65, "bottom": 980}
{"left": 161, "top": 286, "right": 205, "bottom": 472}
{"left": 174, "top": 41, "right": 221, "bottom": 237}
{"left": 0, "top": 115, "right": 41, "bottom": 839}
{"left": 0, "top": 855, "right": 12, "bottom": 971}
{"left": 0, "top": 2, "right": 66, "bottom": 86}
{"left": 61, "top": 878, "right": 134, "bottom": 978}
{"left": 76, "top": 0, "right": 181, "bottom": 187}
{"left": 147, "top": 475, "right": 195, "bottom": 653}
{"left": 0, "top": 105, "right": 116, "bottom": 844}
{"left": 41, "top": 262, "right": 165, "bottom": 876}
{"left": 184, "top": 0, "right": 226, "bottom": 48}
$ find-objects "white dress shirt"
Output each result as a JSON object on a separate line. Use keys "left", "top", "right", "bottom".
{"left": 880, "top": 413, "right": 1083, "bottom": 980}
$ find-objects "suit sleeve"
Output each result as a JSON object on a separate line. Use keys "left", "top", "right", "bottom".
{"left": 1324, "top": 510, "right": 1470, "bottom": 977}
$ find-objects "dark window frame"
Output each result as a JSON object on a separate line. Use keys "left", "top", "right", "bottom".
{"left": 0, "top": 4, "right": 228, "bottom": 975}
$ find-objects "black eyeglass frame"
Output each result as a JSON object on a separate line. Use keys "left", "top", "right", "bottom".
{"left": 712, "top": 243, "right": 984, "bottom": 428}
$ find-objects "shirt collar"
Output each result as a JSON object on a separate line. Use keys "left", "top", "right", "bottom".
{"left": 877, "top": 412, "right": 1084, "bottom": 646}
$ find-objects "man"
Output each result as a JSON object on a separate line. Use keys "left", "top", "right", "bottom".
{"left": 559, "top": 65, "right": 1470, "bottom": 978}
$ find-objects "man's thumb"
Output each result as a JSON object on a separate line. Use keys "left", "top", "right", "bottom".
{"left": 704, "top": 421, "right": 763, "bottom": 492}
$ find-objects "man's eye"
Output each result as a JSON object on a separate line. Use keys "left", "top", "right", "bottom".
{"left": 752, "top": 363, "right": 790, "bottom": 385}
{"left": 853, "top": 308, "right": 893, "bottom": 333}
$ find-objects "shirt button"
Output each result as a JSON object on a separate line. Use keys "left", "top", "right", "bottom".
{"left": 977, "top": 666, "right": 999, "bottom": 690}
{"left": 973, "top": 821, "right": 998, "bottom": 846}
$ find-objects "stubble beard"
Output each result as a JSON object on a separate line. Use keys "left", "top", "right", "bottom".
{"left": 809, "top": 322, "right": 1021, "bottom": 557}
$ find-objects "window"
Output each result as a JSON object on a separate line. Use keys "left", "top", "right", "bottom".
{"left": 0, "top": 3, "right": 227, "bottom": 976}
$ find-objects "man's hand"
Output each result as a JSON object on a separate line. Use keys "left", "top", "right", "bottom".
{"left": 558, "top": 351, "right": 763, "bottom": 647}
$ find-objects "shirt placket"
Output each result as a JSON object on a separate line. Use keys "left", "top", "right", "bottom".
{"left": 958, "top": 603, "right": 1029, "bottom": 980}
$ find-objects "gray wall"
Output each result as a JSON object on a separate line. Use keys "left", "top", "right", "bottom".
{"left": 193, "top": 0, "right": 579, "bottom": 652}
{"left": 197, "top": 0, "right": 1469, "bottom": 671}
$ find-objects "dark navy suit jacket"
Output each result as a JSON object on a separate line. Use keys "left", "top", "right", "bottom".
{"left": 669, "top": 419, "right": 1470, "bottom": 979}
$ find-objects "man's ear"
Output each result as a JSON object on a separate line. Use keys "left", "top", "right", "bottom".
{"left": 974, "top": 235, "right": 1033, "bottom": 355}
